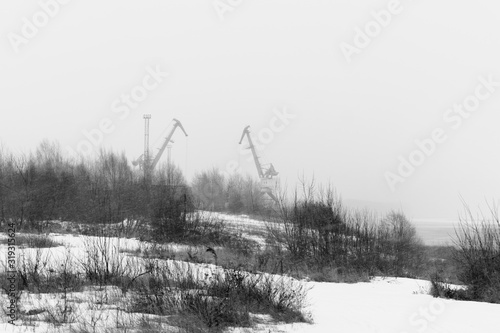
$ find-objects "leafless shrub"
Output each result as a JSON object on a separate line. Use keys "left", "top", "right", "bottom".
{"left": 270, "top": 181, "right": 425, "bottom": 281}
{"left": 127, "top": 261, "right": 309, "bottom": 331}
{"left": 80, "top": 235, "right": 144, "bottom": 288}
{"left": 453, "top": 202, "right": 500, "bottom": 302}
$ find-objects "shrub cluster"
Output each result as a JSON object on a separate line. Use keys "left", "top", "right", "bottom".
{"left": 11, "top": 248, "right": 83, "bottom": 294}
{"left": 129, "top": 262, "right": 309, "bottom": 331}
{"left": 430, "top": 206, "right": 500, "bottom": 303}
{"left": 268, "top": 186, "right": 425, "bottom": 280}
{"left": 456, "top": 214, "right": 500, "bottom": 301}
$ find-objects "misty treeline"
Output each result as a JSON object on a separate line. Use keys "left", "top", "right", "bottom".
{"left": 0, "top": 140, "right": 266, "bottom": 233}
{"left": 191, "top": 168, "right": 267, "bottom": 213}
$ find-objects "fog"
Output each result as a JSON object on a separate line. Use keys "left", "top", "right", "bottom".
{"left": 1, "top": 0, "right": 499, "bottom": 219}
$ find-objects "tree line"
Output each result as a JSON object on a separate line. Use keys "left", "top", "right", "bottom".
{"left": 0, "top": 140, "right": 267, "bottom": 232}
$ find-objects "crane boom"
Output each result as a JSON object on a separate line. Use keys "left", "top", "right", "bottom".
{"left": 149, "top": 118, "right": 188, "bottom": 171}
{"left": 239, "top": 126, "right": 265, "bottom": 178}
{"left": 239, "top": 125, "right": 279, "bottom": 204}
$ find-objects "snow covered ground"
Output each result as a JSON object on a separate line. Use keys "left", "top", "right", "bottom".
{"left": 199, "top": 210, "right": 280, "bottom": 246}
{"left": 2, "top": 215, "right": 500, "bottom": 332}
{"left": 232, "top": 277, "right": 500, "bottom": 333}
{"left": 3, "top": 272, "right": 499, "bottom": 332}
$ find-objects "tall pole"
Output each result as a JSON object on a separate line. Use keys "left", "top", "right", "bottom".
{"left": 143, "top": 114, "right": 151, "bottom": 180}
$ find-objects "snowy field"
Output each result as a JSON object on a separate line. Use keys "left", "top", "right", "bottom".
{"left": 1, "top": 214, "right": 500, "bottom": 332}
{"left": 230, "top": 277, "right": 500, "bottom": 333}
{"left": 198, "top": 211, "right": 278, "bottom": 246}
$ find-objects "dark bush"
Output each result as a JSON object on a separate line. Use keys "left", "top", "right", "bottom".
{"left": 129, "top": 263, "right": 309, "bottom": 331}
{"left": 270, "top": 184, "right": 425, "bottom": 281}
{"left": 452, "top": 205, "right": 500, "bottom": 303}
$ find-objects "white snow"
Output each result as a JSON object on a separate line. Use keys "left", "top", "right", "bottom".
{"left": 231, "top": 277, "right": 500, "bottom": 333}
{"left": 1, "top": 218, "right": 500, "bottom": 332}
{"left": 197, "top": 210, "right": 282, "bottom": 246}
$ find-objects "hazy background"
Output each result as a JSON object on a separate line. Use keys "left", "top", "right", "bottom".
{"left": 1, "top": 0, "right": 499, "bottom": 220}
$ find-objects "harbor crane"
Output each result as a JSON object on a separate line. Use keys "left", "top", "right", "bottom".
{"left": 133, "top": 118, "right": 188, "bottom": 178}
{"left": 239, "top": 125, "right": 279, "bottom": 203}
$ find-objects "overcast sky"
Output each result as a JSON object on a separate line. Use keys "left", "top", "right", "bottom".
{"left": 1, "top": 0, "right": 499, "bottom": 219}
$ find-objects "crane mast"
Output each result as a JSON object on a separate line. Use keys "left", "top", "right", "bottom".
{"left": 149, "top": 118, "right": 188, "bottom": 172}
{"left": 134, "top": 118, "right": 188, "bottom": 179}
{"left": 239, "top": 125, "right": 279, "bottom": 203}
{"left": 239, "top": 126, "right": 265, "bottom": 179}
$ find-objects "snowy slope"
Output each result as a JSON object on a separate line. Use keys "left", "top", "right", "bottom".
{"left": 231, "top": 277, "right": 500, "bottom": 333}
{"left": 201, "top": 212, "right": 500, "bottom": 333}
{"left": 2, "top": 217, "right": 500, "bottom": 332}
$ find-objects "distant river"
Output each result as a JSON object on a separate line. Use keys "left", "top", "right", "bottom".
{"left": 412, "top": 219, "right": 460, "bottom": 246}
